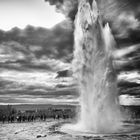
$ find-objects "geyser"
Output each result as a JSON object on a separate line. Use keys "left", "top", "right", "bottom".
{"left": 62, "top": 0, "right": 124, "bottom": 134}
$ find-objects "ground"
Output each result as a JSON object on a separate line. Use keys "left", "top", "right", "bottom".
{"left": 1, "top": 119, "right": 140, "bottom": 140}
{"left": 0, "top": 120, "right": 62, "bottom": 140}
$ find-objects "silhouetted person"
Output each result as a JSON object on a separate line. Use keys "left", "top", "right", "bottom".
{"left": 11, "top": 115, "right": 14, "bottom": 123}
{"left": 8, "top": 116, "right": 11, "bottom": 123}
{"left": 31, "top": 115, "right": 34, "bottom": 122}
{"left": 40, "top": 115, "right": 43, "bottom": 121}
{"left": 53, "top": 114, "right": 55, "bottom": 120}
{"left": 57, "top": 114, "right": 60, "bottom": 120}
{"left": 17, "top": 115, "right": 22, "bottom": 123}
{"left": 28, "top": 115, "right": 31, "bottom": 122}
{"left": 44, "top": 115, "right": 46, "bottom": 121}
{"left": 22, "top": 115, "right": 26, "bottom": 122}
{"left": 2, "top": 115, "right": 6, "bottom": 124}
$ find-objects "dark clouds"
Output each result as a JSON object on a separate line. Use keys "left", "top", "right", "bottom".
{"left": 45, "top": 0, "right": 140, "bottom": 46}
{"left": 44, "top": 0, "right": 140, "bottom": 99}
{"left": 90, "top": 0, "right": 140, "bottom": 49}
{"left": 45, "top": 0, "right": 78, "bottom": 20}
{"left": 0, "top": 18, "right": 76, "bottom": 104}
{"left": 98, "top": 0, "right": 140, "bottom": 96}
{"left": 0, "top": 68, "right": 77, "bottom": 104}
{"left": 0, "top": 0, "right": 140, "bottom": 104}
{"left": 114, "top": 44, "right": 140, "bottom": 72}
{"left": 0, "top": 20, "right": 74, "bottom": 71}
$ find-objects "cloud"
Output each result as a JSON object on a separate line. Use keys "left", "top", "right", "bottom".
{"left": 0, "top": 20, "right": 74, "bottom": 71}
{"left": 0, "top": 82, "right": 78, "bottom": 105}
{"left": 113, "top": 44, "right": 140, "bottom": 71}
{"left": 30, "top": 56, "right": 71, "bottom": 71}
{"left": 119, "top": 94, "right": 140, "bottom": 105}
{"left": 0, "top": 0, "right": 140, "bottom": 105}
{"left": 45, "top": 0, "right": 78, "bottom": 20}
{"left": 98, "top": 0, "right": 140, "bottom": 47}
{"left": 117, "top": 71, "right": 140, "bottom": 96}
{"left": 0, "top": 20, "right": 74, "bottom": 59}
{"left": 0, "top": 69, "right": 76, "bottom": 94}
{"left": 118, "top": 71, "right": 140, "bottom": 83}
{"left": 0, "top": 66, "right": 78, "bottom": 105}
{"left": 44, "top": 0, "right": 140, "bottom": 50}
{"left": 113, "top": 12, "right": 140, "bottom": 38}
{"left": 0, "top": 20, "right": 76, "bottom": 105}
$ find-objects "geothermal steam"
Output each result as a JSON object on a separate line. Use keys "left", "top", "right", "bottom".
{"left": 67, "top": 0, "right": 123, "bottom": 133}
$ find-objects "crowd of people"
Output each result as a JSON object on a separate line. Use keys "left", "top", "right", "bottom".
{"left": 1, "top": 109, "right": 74, "bottom": 124}
{"left": 1, "top": 114, "right": 46, "bottom": 124}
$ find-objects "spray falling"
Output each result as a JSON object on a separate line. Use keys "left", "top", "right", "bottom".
{"left": 71, "top": 0, "right": 123, "bottom": 133}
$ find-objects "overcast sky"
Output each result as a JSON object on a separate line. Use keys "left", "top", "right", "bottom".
{"left": 0, "top": 0, "right": 140, "bottom": 105}
{"left": 0, "top": 0, "right": 65, "bottom": 30}
{"left": 0, "top": 0, "right": 75, "bottom": 105}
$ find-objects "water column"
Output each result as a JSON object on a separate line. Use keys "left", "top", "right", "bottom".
{"left": 72, "top": 0, "right": 123, "bottom": 133}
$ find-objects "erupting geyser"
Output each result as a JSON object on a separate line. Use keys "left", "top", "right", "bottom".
{"left": 62, "top": 0, "right": 124, "bottom": 133}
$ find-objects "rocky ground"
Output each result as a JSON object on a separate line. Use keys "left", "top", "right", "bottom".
{"left": 1, "top": 119, "right": 140, "bottom": 140}
{"left": 0, "top": 120, "right": 63, "bottom": 140}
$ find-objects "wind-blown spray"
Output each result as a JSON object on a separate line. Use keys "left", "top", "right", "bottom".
{"left": 71, "top": 0, "right": 123, "bottom": 133}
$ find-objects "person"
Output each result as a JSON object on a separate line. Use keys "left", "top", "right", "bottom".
{"left": 11, "top": 115, "right": 14, "bottom": 123}
{"left": 8, "top": 115, "right": 11, "bottom": 123}
{"left": 2, "top": 115, "right": 6, "bottom": 124}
